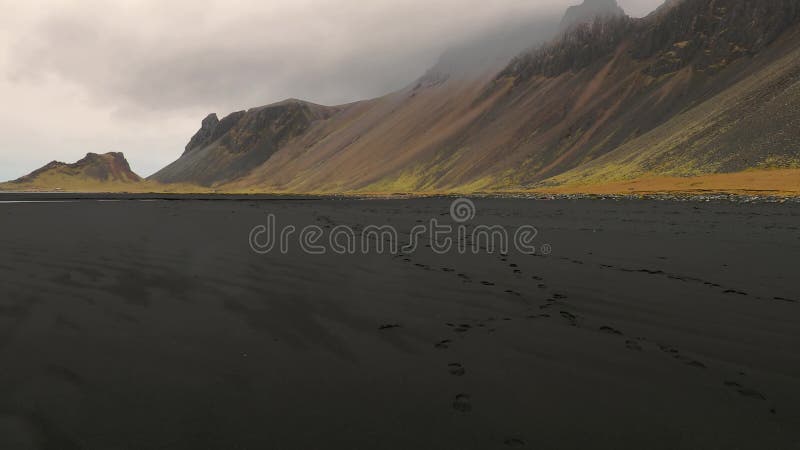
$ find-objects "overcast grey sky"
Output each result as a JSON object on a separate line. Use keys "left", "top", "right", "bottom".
{"left": 0, "top": 0, "right": 663, "bottom": 180}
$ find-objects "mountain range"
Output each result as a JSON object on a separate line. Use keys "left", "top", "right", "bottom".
{"left": 3, "top": 0, "right": 799, "bottom": 195}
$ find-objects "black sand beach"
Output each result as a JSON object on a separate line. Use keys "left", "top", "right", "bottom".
{"left": 1, "top": 197, "right": 798, "bottom": 449}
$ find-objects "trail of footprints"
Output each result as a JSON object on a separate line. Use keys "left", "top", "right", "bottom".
{"left": 584, "top": 257, "right": 795, "bottom": 304}
{"left": 390, "top": 246, "right": 536, "bottom": 445}
{"left": 365, "top": 214, "right": 781, "bottom": 445}
{"left": 448, "top": 251, "right": 776, "bottom": 425}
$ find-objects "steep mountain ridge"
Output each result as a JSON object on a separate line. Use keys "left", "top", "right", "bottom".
{"left": 632, "top": 0, "right": 800, "bottom": 75}
{"left": 548, "top": 24, "right": 800, "bottom": 186}
{"left": 151, "top": 100, "right": 341, "bottom": 186}
{"left": 465, "top": 0, "right": 799, "bottom": 188}
{"left": 141, "top": 0, "right": 800, "bottom": 193}
{"left": 560, "top": 0, "right": 626, "bottom": 31}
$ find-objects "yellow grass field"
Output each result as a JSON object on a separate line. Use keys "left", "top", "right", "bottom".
{"left": 3, "top": 169, "right": 798, "bottom": 197}
{"left": 534, "top": 169, "right": 800, "bottom": 196}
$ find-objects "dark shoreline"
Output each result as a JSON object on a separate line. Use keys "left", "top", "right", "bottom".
{"left": 1, "top": 191, "right": 799, "bottom": 203}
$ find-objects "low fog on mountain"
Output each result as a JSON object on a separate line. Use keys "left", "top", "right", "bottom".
{"left": 0, "top": 0, "right": 662, "bottom": 179}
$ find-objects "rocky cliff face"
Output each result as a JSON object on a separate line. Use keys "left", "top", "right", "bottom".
{"left": 84, "top": 152, "right": 140, "bottom": 181}
{"left": 507, "top": 0, "right": 800, "bottom": 79}
{"left": 633, "top": 0, "right": 800, "bottom": 75}
{"left": 502, "top": 15, "right": 634, "bottom": 79}
{"left": 560, "top": 0, "right": 626, "bottom": 31}
{"left": 184, "top": 113, "right": 220, "bottom": 155}
{"left": 150, "top": 100, "right": 339, "bottom": 186}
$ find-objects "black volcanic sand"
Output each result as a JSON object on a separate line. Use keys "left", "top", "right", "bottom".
{"left": 0, "top": 198, "right": 798, "bottom": 449}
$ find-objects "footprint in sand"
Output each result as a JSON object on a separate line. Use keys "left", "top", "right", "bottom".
{"left": 723, "top": 289, "right": 748, "bottom": 296}
{"left": 658, "top": 344, "right": 679, "bottom": 355}
{"left": 435, "top": 339, "right": 452, "bottom": 349}
{"left": 560, "top": 311, "right": 578, "bottom": 326}
{"left": 686, "top": 360, "right": 707, "bottom": 369}
{"left": 452, "top": 394, "right": 472, "bottom": 413}
{"left": 527, "top": 313, "right": 552, "bottom": 319}
{"left": 724, "top": 382, "right": 769, "bottom": 402}
{"left": 448, "top": 363, "right": 466, "bottom": 376}
{"left": 599, "top": 326, "right": 623, "bottom": 335}
{"left": 737, "top": 388, "right": 766, "bottom": 400}
{"left": 454, "top": 324, "right": 471, "bottom": 333}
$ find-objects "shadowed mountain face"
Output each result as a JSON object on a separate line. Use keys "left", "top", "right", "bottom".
{"left": 633, "top": 0, "right": 800, "bottom": 75}
{"left": 1, "top": 152, "right": 142, "bottom": 190}
{"left": 151, "top": 0, "right": 800, "bottom": 193}
{"left": 150, "top": 100, "right": 340, "bottom": 186}
{"left": 559, "top": 0, "right": 626, "bottom": 31}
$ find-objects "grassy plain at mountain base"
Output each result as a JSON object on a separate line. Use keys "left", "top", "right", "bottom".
{"left": 532, "top": 168, "right": 800, "bottom": 196}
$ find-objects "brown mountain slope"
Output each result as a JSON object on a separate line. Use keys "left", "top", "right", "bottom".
{"left": 0, "top": 152, "right": 143, "bottom": 192}
{"left": 150, "top": 9, "right": 565, "bottom": 191}
{"left": 223, "top": 73, "right": 511, "bottom": 193}
{"left": 547, "top": 25, "right": 800, "bottom": 187}
{"left": 154, "top": 0, "right": 800, "bottom": 194}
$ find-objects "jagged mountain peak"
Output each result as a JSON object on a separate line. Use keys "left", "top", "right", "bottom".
{"left": 504, "top": 0, "right": 800, "bottom": 81}
{"left": 633, "top": 0, "right": 800, "bottom": 75}
{"left": 560, "top": 0, "right": 626, "bottom": 31}
{"left": 185, "top": 114, "right": 220, "bottom": 155}
{"left": 153, "top": 98, "right": 341, "bottom": 186}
